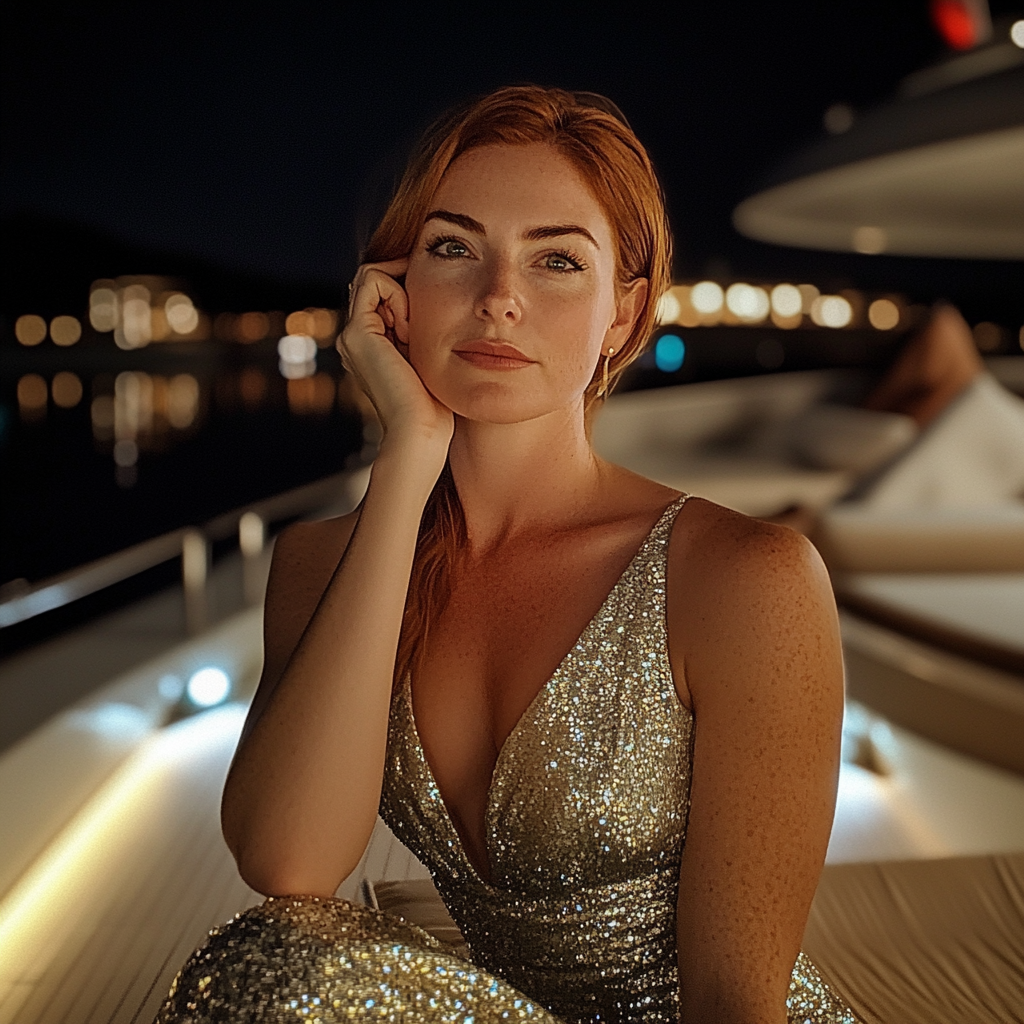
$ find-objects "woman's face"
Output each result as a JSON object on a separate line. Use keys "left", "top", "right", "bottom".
{"left": 404, "top": 143, "right": 642, "bottom": 425}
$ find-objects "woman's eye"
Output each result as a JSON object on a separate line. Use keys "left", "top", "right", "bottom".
{"left": 427, "top": 237, "right": 470, "bottom": 259}
{"left": 541, "top": 251, "right": 585, "bottom": 272}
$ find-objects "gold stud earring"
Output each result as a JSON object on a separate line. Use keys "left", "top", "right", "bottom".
{"left": 600, "top": 347, "right": 615, "bottom": 397}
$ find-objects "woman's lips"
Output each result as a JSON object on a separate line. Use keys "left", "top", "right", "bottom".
{"left": 452, "top": 341, "right": 535, "bottom": 370}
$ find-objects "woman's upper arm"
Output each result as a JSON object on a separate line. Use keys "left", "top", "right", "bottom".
{"left": 669, "top": 509, "right": 844, "bottom": 1023}
{"left": 239, "top": 513, "right": 359, "bottom": 746}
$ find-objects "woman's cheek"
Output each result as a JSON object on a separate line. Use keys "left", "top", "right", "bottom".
{"left": 536, "top": 294, "right": 606, "bottom": 370}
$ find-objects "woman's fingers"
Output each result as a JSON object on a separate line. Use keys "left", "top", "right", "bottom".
{"left": 338, "top": 256, "right": 452, "bottom": 451}
{"left": 347, "top": 263, "right": 410, "bottom": 345}
{"left": 347, "top": 258, "right": 408, "bottom": 310}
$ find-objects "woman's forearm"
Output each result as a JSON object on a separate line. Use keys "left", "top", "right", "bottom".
{"left": 222, "top": 443, "right": 441, "bottom": 896}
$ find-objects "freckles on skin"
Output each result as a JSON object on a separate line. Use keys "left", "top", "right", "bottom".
{"left": 402, "top": 144, "right": 623, "bottom": 422}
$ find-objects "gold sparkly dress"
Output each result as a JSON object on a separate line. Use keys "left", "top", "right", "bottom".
{"left": 159, "top": 495, "right": 858, "bottom": 1023}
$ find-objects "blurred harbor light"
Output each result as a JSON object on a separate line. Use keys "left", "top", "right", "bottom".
{"left": 655, "top": 280, "right": 899, "bottom": 336}
{"left": 277, "top": 333, "right": 317, "bottom": 379}
{"left": 15, "top": 315, "right": 47, "bottom": 347}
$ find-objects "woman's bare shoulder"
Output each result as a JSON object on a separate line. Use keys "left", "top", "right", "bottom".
{"left": 261, "top": 510, "right": 361, "bottom": 683}
{"left": 667, "top": 496, "right": 839, "bottom": 707}
{"left": 672, "top": 494, "right": 825, "bottom": 583}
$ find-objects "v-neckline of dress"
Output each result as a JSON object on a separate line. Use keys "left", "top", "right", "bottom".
{"left": 401, "top": 493, "right": 688, "bottom": 890}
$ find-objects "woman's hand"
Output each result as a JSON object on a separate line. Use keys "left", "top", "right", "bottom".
{"left": 339, "top": 258, "right": 454, "bottom": 472}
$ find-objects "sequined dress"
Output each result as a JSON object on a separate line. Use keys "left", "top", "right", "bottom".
{"left": 158, "top": 495, "right": 858, "bottom": 1023}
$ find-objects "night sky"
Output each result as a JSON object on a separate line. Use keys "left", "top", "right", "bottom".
{"left": 4, "top": 1, "right": 1021, "bottom": 322}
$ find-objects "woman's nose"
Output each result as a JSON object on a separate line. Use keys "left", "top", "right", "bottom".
{"left": 475, "top": 261, "right": 522, "bottom": 325}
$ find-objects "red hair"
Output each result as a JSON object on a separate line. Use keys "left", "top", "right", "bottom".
{"left": 360, "top": 85, "right": 673, "bottom": 686}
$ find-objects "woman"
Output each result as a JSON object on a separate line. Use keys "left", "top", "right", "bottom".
{"left": 159, "top": 87, "right": 858, "bottom": 1023}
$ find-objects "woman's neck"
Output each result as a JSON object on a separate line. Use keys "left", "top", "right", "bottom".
{"left": 447, "top": 404, "right": 603, "bottom": 552}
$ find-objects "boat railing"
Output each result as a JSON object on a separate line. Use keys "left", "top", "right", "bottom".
{"left": 0, "top": 466, "right": 368, "bottom": 633}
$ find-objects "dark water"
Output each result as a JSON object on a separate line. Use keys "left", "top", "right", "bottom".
{"left": 1, "top": 338, "right": 364, "bottom": 588}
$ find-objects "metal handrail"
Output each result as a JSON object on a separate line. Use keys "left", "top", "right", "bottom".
{"left": 0, "top": 467, "right": 366, "bottom": 630}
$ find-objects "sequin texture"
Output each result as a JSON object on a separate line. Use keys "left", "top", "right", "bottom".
{"left": 159, "top": 495, "right": 859, "bottom": 1023}
{"left": 381, "top": 495, "right": 857, "bottom": 1023}
{"left": 157, "top": 896, "right": 557, "bottom": 1022}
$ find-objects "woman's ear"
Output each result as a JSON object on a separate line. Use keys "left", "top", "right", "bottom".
{"left": 608, "top": 277, "right": 648, "bottom": 344}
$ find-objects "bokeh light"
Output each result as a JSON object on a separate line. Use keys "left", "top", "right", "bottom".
{"left": 117, "top": 285, "right": 152, "bottom": 349}
{"left": 15, "top": 315, "right": 47, "bottom": 346}
{"left": 186, "top": 667, "right": 231, "bottom": 708}
{"left": 868, "top": 299, "right": 900, "bottom": 330}
{"left": 770, "top": 284, "right": 802, "bottom": 318}
{"left": 52, "top": 372, "right": 83, "bottom": 408}
{"left": 654, "top": 334, "right": 686, "bottom": 373}
{"left": 285, "top": 310, "right": 312, "bottom": 336}
{"left": 165, "top": 293, "right": 199, "bottom": 335}
{"left": 168, "top": 374, "right": 200, "bottom": 429}
{"left": 89, "top": 284, "right": 119, "bottom": 332}
{"left": 797, "top": 284, "right": 820, "bottom": 314}
{"left": 159, "top": 675, "right": 185, "bottom": 701}
{"left": 725, "top": 283, "right": 770, "bottom": 323}
{"left": 287, "top": 373, "right": 335, "bottom": 415}
{"left": 811, "top": 295, "right": 853, "bottom": 329}
{"left": 114, "top": 439, "right": 139, "bottom": 467}
{"left": 115, "top": 371, "right": 154, "bottom": 440}
{"left": 278, "top": 334, "right": 317, "bottom": 379}
{"left": 690, "top": 281, "right": 724, "bottom": 316}
{"left": 671, "top": 287, "right": 701, "bottom": 328}
{"left": 278, "top": 334, "right": 317, "bottom": 363}
{"left": 238, "top": 512, "right": 265, "bottom": 558}
{"left": 235, "top": 312, "right": 269, "bottom": 343}
{"left": 50, "top": 316, "right": 82, "bottom": 347}
{"left": 18, "top": 374, "right": 48, "bottom": 420}
{"left": 1012, "top": 19, "right": 1024, "bottom": 47}
{"left": 286, "top": 308, "right": 338, "bottom": 345}
{"left": 931, "top": 0, "right": 980, "bottom": 50}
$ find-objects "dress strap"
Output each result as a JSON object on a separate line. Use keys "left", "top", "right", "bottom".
{"left": 654, "top": 492, "right": 691, "bottom": 533}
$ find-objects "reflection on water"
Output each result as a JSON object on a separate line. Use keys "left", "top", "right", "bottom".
{"left": 2, "top": 273, "right": 382, "bottom": 591}
{"left": 2, "top": 352, "right": 364, "bottom": 589}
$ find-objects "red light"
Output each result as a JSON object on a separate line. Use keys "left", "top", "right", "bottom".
{"left": 931, "top": 0, "right": 978, "bottom": 50}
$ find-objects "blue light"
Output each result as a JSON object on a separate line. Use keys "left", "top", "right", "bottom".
{"left": 655, "top": 334, "right": 686, "bottom": 373}
{"left": 186, "top": 667, "right": 231, "bottom": 708}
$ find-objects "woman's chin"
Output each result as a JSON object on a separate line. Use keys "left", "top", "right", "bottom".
{"left": 436, "top": 383, "right": 580, "bottom": 428}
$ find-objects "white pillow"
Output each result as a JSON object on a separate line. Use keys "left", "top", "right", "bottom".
{"left": 859, "top": 373, "right": 1024, "bottom": 507}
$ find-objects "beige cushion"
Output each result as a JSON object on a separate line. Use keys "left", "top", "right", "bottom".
{"left": 814, "top": 503, "right": 1024, "bottom": 571}
{"left": 804, "top": 853, "right": 1024, "bottom": 1024}
{"left": 370, "top": 854, "right": 1024, "bottom": 1024}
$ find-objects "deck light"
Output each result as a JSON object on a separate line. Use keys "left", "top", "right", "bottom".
{"left": 186, "top": 667, "right": 231, "bottom": 708}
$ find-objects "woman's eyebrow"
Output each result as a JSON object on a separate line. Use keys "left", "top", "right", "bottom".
{"left": 423, "top": 211, "right": 599, "bottom": 249}
{"left": 424, "top": 210, "right": 486, "bottom": 234}
{"left": 524, "top": 224, "right": 600, "bottom": 247}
